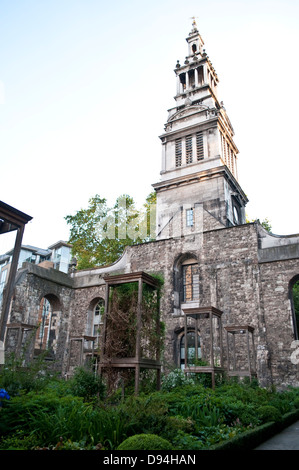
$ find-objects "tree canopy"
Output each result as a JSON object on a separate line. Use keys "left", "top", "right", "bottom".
{"left": 66, "top": 194, "right": 273, "bottom": 270}
{"left": 65, "top": 192, "right": 156, "bottom": 270}
{"left": 246, "top": 216, "right": 272, "bottom": 233}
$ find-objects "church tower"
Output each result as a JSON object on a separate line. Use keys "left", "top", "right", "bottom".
{"left": 153, "top": 20, "right": 248, "bottom": 239}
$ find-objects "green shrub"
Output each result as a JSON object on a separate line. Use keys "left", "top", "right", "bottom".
{"left": 165, "top": 415, "right": 194, "bottom": 435}
{"left": 0, "top": 429, "right": 40, "bottom": 450}
{"left": 117, "top": 433, "right": 173, "bottom": 450}
{"left": 161, "top": 369, "right": 194, "bottom": 391}
{"left": 68, "top": 366, "right": 105, "bottom": 401}
{"left": 0, "top": 390, "right": 132, "bottom": 450}
{"left": 0, "top": 350, "right": 58, "bottom": 396}
{"left": 221, "top": 401, "right": 260, "bottom": 427}
{"left": 120, "top": 393, "right": 168, "bottom": 436}
{"left": 256, "top": 405, "right": 282, "bottom": 424}
{"left": 171, "top": 430, "right": 204, "bottom": 450}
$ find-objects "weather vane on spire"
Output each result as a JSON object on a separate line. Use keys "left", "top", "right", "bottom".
{"left": 190, "top": 16, "right": 198, "bottom": 30}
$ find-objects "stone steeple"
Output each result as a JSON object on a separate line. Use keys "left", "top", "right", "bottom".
{"left": 153, "top": 21, "right": 248, "bottom": 239}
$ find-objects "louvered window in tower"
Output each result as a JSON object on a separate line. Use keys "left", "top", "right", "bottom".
{"left": 230, "top": 149, "right": 235, "bottom": 177}
{"left": 175, "top": 138, "right": 182, "bottom": 167}
{"left": 227, "top": 142, "right": 230, "bottom": 170}
{"left": 186, "top": 135, "right": 193, "bottom": 164}
{"left": 222, "top": 134, "right": 226, "bottom": 163}
{"left": 196, "top": 132, "right": 204, "bottom": 160}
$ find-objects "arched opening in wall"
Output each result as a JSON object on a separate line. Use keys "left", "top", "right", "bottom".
{"left": 173, "top": 253, "right": 200, "bottom": 312}
{"left": 35, "top": 294, "right": 61, "bottom": 357}
{"left": 86, "top": 297, "right": 105, "bottom": 348}
{"left": 179, "top": 330, "right": 201, "bottom": 369}
{"left": 290, "top": 276, "right": 299, "bottom": 339}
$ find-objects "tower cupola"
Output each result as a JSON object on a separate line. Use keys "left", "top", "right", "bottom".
{"left": 153, "top": 21, "right": 248, "bottom": 240}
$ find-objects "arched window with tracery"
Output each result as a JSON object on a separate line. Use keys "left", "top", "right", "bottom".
{"left": 182, "top": 259, "right": 200, "bottom": 302}
{"left": 35, "top": 294, "right": 61, "bottom": 356}
{"left": 173, "top": 253, "right": 200, "bottom": 314}
{"left": 85, "top": 297, "right": 105, "bottom": 351}
{"left": 93, "top": 299, "right": 104, "bottom": 338}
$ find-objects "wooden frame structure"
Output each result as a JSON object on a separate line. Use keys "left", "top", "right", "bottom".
{"left": 225, "top": 325, "right": 257, "bottom": 381}
{"left": 66, "top": 335, "right": 97, "bottom": 374}
{"left": 0, "top": 201, "right": 32, "bottom": 342}
{"left": 5, "top": 322, "right": 36, "bottom": 356}
{"left": 182, "top": 306, "right": 225, "bottom": 389}
{"left": 99, "top": 272, "right": 162, "bottom": 395}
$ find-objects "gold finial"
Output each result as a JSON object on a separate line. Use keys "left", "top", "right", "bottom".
{"left": 190, "top": 16, "right": 198, "bottom": 30}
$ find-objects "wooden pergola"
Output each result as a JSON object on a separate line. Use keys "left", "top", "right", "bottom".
{"left": 66, "top": 335, "right": 98, "bottom": 374}
{"left": 224, "top": 325, "right": 257, "bottom": 381}
{"left": 99, "top": 272, "right": 162, "bottom": 395}
{"left": 0, "top": 201, "right": 32, "bottom": 343}
{"left": 182, "top": 306, "right": 225, "bottom": 389}
{"left": 5, "top": 322, "right": 36, "bottom": 355}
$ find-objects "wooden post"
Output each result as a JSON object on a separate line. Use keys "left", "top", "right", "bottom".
{"left": 246, "top": 329, "right": 251, "bottom": 375}
{"left": 210, "top": 311, "right": 214, "bottom": 367}
{"left": 135, "top": 277, "right": 143, "bottom": 395}
{"left": 184, "top": 313, "right": 188, "bottom": 369}
{"left": 195, "top": 316, "right": 198, "bottom": 361}
{"left": 0, "top": 225, "right": 24, "bottom": 342}
{"left": 219, "top": 315, "right": 223, "bottom": 367}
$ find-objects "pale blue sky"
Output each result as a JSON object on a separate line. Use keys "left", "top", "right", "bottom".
{"left": 1, "top": 0, "right": 299, "bottom": 251}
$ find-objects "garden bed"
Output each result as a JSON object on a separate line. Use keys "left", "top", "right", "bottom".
{"left": 208, "top": 409, "right": 299, "bottom": 450}
{"left": 1, "top": 361, "right": 299, "bottom": 451}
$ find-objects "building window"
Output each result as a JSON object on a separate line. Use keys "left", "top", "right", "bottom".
{"left": 180, "top": 331, "right": 201, "bottom": 368}
{"left": 175, "top": 138, "right": 182, "bottom": 167}
{"left": 186, "top": 208, "right": 194, "bottom": 227}
{"left": 183, "top": 263, "right": 200, "bottom": 302}
{"left": 196, "top": 132, "right": 204, "bottom": 160}
{"left": 0, "top": 269, "right": 7, "bottom": 306}
{"left": 186, "top": 135, "right": 193, "bottom": 164}
{"left": 93, "top": 299, "right": 104, "bottom": 337}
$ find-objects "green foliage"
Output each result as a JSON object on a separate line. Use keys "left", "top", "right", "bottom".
{"left": 164, "top": 415, "right": 194, "bottom": 437}
{"left": 246, "top": 216, "right": 272, "bottom": 233}
{"left": 161, "top": 369, "right": 195, "bottom": 391}
{"left": 0, "top": 391, "right": 133, "bottom": 450}
{"left": 65, "top": 192, "right": 156, "bottom": 269}
{"left": 0, "top": 429, "right": 40, "bottom": 450}
{"left": 256, "top": 405, "right": 282, "bottom": 424}
{"left": 171, "top": 431, "right": 204, "bottom": 450}
{"left": 68, "top": 366, "right": 105, "bottom": 401}
{"left": 0, "top": 349, "right": 59, "bottom": 397}
{"left": 117, "top": 433, "right": 173, "bottom": 450}
{"left": 120, "top": 393, "right": 168, "bottom": 436}
{"left": 1, "top": 368, "right": 299, "bottom": 451}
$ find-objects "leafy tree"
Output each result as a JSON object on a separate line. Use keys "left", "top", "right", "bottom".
{"left": 65, "top": 192, "right": 156, "bottom": 270}
{"left": 246, "top": 216, "right": 272, "bottom": 233}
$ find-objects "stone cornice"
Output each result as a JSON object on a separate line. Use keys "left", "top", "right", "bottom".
{"left": 153, "top": 165, "right": 248, "bottom": 204}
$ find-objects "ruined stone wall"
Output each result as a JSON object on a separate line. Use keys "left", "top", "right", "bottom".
{"left": 6, "top": 263, "right": 74, "bottom": 372}
{"left": 124, "top": 222, "right": 299, "bottom": 387}
{"left": 5, "top": 224, "right": 299, "bottom": 387}
{"left": 258, "top": 258, "right": 299, "bottom": 388}
{"left": 125, "top": 223, "right": 267, "bottom": 374}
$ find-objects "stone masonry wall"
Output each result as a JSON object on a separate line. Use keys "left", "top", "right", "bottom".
{"left": 5, "top": 223, "right": 299, "bottom": 388}
{"left": 258, "top": 258, "right": 299, "bottom": 388}
{"left": 7, "top": 263, "right": 74, "bottom": 372}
